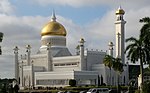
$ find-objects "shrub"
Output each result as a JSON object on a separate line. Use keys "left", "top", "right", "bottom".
{"left": 143, "top": 81, "right": 150, "bottom": 93}
{"left": 69, "top": 79, "right": 76, "bottom": 87}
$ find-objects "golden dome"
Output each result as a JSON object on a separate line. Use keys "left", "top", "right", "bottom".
{"left": 41, "top": 21, "right": 67, "bottom": 36}
{"left": 116, "top": 7, "right": 125, "bottom": 15}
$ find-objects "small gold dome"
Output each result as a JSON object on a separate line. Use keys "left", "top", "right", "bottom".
{"left": 116, "top": 7, "right": 125, "bottom": 15}
{"left": 41, "top": 21, "right": 67, "bottom": 36}
{"left": 108, "top": 42, "right": 113, "bottom": 45}
{"left": 80, "top": 38, "right": 85, "bottom": 43}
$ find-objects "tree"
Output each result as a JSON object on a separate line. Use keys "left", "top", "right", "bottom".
{"left": 139, "top": 17, "right": 150, "bottom": 66}
{"left": 125, "top": 37, "right": 148, "bottom": 92}
{"left": 113, "top": 58, "right": 124, "bottom": 93}
{"left": 103, "top": 55, "right": 114, "bottom": 85}
{"left": 13, "top": 84, "right": 19, "bottom": 93}
{"left": 113, "top": 58, "right": 124, "bottom": 74}
{"left": 69, "top": 79, "right": 76, "bottom": 87}
{"left": 143, "top": 80, "right": 150, "bottom": 93}
{"left": 139, "top": 17, "right": 150, "bottom": 41}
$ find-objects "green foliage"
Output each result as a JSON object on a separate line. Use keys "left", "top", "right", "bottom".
{"left": 0, "top": 78, "right": 15, "bottom": 92}
{"left": 103, "top": 55, "right": 124, "bottom": 74}
{"left": 139, "top": 17, "right": 150, "bottom": 66}
{"left": 125, "top": 17, "right": 150, "bottom": 92}
{"left": 103, "top": 55, "right": 114, "bottom": 69}
{"left": 69, "top": 79, "right": 76, "bottom": 87}
{"left": 142, "top": 81, "right": 150, "bottom": 93}
{"left": 113, "top": 58, "right": 124, "bottom": 74}
{"left": 134, "top": 90, "right": 140, "bottom": 93}
{"left": 127, "top": 86, "right": 136, "bottom": 93}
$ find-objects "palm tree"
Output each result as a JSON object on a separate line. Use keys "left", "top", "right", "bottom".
{"left": 113, "top": 58, "right": 124, "bottom": 84}
{"left": 139, "top": 17, "right": 150, "bottom": 66}
{"left": 103, "top": 55, "right": 114, "bottom": 85}
{"left": 139, "top": 17, "right": 150, "bottom": 40}
{"left": 113, "top": 58, "right": 124, "bottom": 74}
{"left": 125, "top": 37, "right": 148, "bottom": 92}
{"left": 113, "top": 57, "right": 124, "bottom": 93}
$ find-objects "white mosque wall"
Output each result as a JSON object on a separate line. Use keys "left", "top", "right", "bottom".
{"left": 91, "top": 64, "right": 123, "bottom": 86}
{"left": 41, "top": 35, "right": 66, "bottom": 47}
{"left": 31, "top": 54, "right": 47, "bottom": 71}
{"left": 85, "top": 50, "right": 106, "bottom": 71}
{"left": 92, "top": 64, "right": 107, "bottom": 84}
{"left": 34, "top": 71, "right": 98, "bottom": 87}
{"left": 22, "top": 66, "right": 34, "bottom": 88}
{"left": 53, "top": 55, "right": 80, "bottom": 71}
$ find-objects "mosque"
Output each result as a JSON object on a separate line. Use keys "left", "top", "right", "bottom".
{"left": 13, "top": 7, "right": 129, "bottom": 88}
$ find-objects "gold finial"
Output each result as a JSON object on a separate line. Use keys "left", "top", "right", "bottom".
{"left": 80, "top": 38, "right": 85, "bottom": 43}
{"left": 116, "top": 6, "right": 125, "bottom": 15}
{"left": 14, "top": 46, "right": 19, "bottom": 51}
{"left": 108, "top": 42, "right": 114, "bottom": 46}
{"left": 26, "top": 45, "right": 31, "bottom": 49}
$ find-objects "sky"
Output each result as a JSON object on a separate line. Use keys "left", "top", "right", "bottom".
{"left": 0, "top": 0, "right": 150, "bottom": 78}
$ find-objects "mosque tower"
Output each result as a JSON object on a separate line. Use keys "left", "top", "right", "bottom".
{"left": 115, "top": 6, "right": 126, "bottom": 64}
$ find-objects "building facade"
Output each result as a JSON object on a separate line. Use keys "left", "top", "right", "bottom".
{"left": 14, "top": 7, "right": 129, "bottom": 88}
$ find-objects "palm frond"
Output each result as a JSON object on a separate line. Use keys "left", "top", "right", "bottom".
{"left": 126, "top": 37, "right": 137, "bottom": 42}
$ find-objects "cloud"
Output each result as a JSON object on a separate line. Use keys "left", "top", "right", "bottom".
{"left": 30, "top": 0, "right": 150, "bottom": 9}
{"left": 0, "top": 14, "right": 48, "bottom": 78}
{"left": 0, "top": 0, "right": 14, "bottom": 14}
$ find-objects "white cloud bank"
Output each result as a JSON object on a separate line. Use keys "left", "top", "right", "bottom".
{"left": 31, "top": 0, "right": 150, "bottom": 9}
{"left": 0, "top": 0, "right": 14, "bottom": 14}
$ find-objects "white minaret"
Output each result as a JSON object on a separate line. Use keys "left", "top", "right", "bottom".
{"left": 47, "top": 42, "right": 53, "bottom": 71}
{"left": 108, "top": 42, "right": 114, "bottom": 57}
{"left": 79, "top": 38, "right": 86, "bottom": 70}
{"left": 26, "top": 45, "right": 31, "bottom": 66}
{"left": 13, "top": 46, "right": 19, "bottom": 83}
{"left": 115, "top": 6, "right": 126, "bottom": 64}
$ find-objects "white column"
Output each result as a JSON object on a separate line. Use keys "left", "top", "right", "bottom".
{"left": 47, "top": 43, "right": 53, "bottom": 71}
{"left": 13, "top": 46, "right": 19, "bottom": 83}
{"left": 26, "top": 45, "right": 31, "bottom": 66}
{"left": 20, "top": 61, "right": 24, "bottom": 87}
{"left": 115, "top": 19, "right": 126, "bottom": 63}
{"left": 116, "top": 32, "right": 121, "bottom": 58}
{"left": 31, "top": 60, "right": 34, "bottom": 88}
{"left": 79, "top": 38, "right": 85, "bottom": 70}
